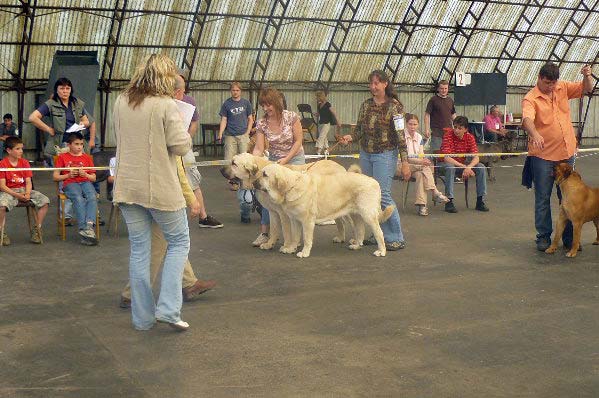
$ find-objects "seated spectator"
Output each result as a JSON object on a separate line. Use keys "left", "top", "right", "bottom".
{"left": 0, "top": 113, "right": 18, "bottom": 160}
{"left": 52, "top": 132, "right": 98, "bottom": 245}
{"left": 440, "top": 116, "right": 489, "bottom": 213}
{"left": 483, "top": 105, "right": 509, "bottom": 142}
{"left": 0, "top": 136, "right": 49, "bottom": 245}
{"left": 401, "top": 114, "right": 448, "bottom": 216}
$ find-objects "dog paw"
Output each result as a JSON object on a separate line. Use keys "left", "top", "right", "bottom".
{"left": 296, "top": 251, "right": 310, "bottom": 258}
{"left": 332, "top": 236, "right": 344, "bottom": 243}
{"left": 373, "top": 250, "right": 386, "bottom": 257}
{"left": 565, "top": 251, "right": 578, "bottom": 258}
{"left": 348, "top": 244, "right": 361, "bottom": 250}
{"left": 279, "top": 245, "right": 297, "bottom": 254}
{"left": 545, "top": 246, "right": 558, "bottom": 254}
{"left": 259, "top": 242, "right": 274, "bottom": 250}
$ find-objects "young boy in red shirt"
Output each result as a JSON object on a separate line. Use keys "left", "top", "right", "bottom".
{"left": 0, "top": 136, "right": 50, "bottom": 245}
{"left": 53, "top": 132, "right": 98, "bottom": 245}
{"left": 440, "top": 116, "right": 489, "bottom": 213}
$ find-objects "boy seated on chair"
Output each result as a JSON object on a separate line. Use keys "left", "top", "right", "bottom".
{"left": 440, "top": 116, "right": 489, "bottom": 214}
{"left": 53, "top": 132, "right": 98, "bottom": 245}
{"left": 0, "top": 136, "right": 49, "bottom": 245}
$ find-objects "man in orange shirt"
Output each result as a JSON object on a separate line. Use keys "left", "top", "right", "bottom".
{"left": 522, "top": 62, "right": 593, "bottom": 251}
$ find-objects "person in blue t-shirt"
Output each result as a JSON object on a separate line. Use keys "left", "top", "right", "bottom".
{"left": 217, "top": 82, "right": 254, "bottom": 161}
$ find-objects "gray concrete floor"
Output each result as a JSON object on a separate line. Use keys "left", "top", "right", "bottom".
{"left": 1, "top": 149, "right": 598, "bottom": 398}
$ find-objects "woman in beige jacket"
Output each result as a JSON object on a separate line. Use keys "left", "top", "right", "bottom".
{"left": 113, "top": 54, "right": 192, "bottom": 331}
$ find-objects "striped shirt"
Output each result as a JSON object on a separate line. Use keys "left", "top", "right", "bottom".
{"left": 440, "top": 129, "right": 478, "bottom": 164}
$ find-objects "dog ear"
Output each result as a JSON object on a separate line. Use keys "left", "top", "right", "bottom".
{"left": 246, "top": 163, "right": 259, "bottom": 176}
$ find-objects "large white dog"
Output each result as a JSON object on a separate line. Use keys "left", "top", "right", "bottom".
{"left": 253, "top": 163, "right": 394, "bottom": 258}
{"left": 220, "top": 153, "right": 353, "bottom": 253}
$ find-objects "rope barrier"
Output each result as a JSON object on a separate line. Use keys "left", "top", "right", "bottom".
{"left": 2, "top": 148, "right": 598, "bottom": 172}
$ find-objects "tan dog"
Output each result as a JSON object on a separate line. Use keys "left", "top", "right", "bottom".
{"left": 254, "top": 163, "right": 394, "bottom": 258}
{"left": 545, "top": 163, "right": 599, "bottom": 257}
{"left": 220, "top": 153, "right": 352, "bottom": 252}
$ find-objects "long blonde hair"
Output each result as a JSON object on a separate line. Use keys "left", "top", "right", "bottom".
{"left": 316, "top": 90, "right": 327, "bottom": 104}
{"left": 125, "top": 53, "right": 177, "bottom": 108}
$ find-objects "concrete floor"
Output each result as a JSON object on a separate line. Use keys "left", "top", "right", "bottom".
{"left": 1, "top": 149, "right": 598, "bottom": 398}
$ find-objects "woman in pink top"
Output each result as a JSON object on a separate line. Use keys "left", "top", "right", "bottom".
{"left": 401, "top": 114, "right": 448, "bottom": 216}
{"left": 251, "top": 88, "right": 305, "bottom": 246}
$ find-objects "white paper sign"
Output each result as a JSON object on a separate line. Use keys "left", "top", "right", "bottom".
{"left": 66, "top": 123, "right": 86, "bottom": 133}
{"left": 455, "top": 72, "right": 471, "bottom": 86}
{"left": 174, "top": 99, "right": 196, "bottom": 130}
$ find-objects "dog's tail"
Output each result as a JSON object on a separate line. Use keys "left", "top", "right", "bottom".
{"left": 379, "top": 205, "right": 395, "bottom": 223}
{"left": 348, "top": 164, "right": 362, "bottom": 174}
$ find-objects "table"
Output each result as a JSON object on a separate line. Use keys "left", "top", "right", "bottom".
{"left": 200, "top": 123, "right": 222, "bottom": 156}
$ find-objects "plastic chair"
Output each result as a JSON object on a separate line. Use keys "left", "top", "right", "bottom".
{"left": 297, "top": 104, "right": 317, "bottom": 142}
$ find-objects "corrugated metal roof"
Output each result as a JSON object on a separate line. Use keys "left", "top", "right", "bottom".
{"left": 0, "top": 0, "right": 597, "bottom": 88}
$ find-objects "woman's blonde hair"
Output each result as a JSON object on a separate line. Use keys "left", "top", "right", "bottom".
{"left": 258, "top": 87, "right": 284, "bottom": 120}
{"left": 125, "top": 53, "right": 178, "bottom": 108}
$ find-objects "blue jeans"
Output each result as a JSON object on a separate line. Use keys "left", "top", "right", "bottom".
{"left": 261, "top": 152, "right": 306, "bottom": 226}
{"left": 119, "top": 204, "right": 190, "bottom": 330}
{"left": 442, "top": 161, "right": 487, "bottom": 199}
{"left": 63, "top": 181, "right": 98, "bottom": 230}
{"left": 360, "top": 149, "right": 404, "bottom": 243}
{"left": 238, "top": 189, "right": 252, "bottom": 220}
{"left": 530, "top": 156, "right": 574, "bottom": 242}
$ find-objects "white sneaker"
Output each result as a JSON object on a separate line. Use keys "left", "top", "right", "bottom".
{"left": 252, "top": 233, "right": 269, "bottom": 247}
{"left": 433, "top": 191, "right": 450, "bottom": 203}
{"left": 316, "top": 219, "right": 336, "bottom": 226}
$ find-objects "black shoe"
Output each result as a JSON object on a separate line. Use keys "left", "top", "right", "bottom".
{"left": 445, "top": 201, "right": 458, "bottom": 213}
{"left": 363, "top": 234, "right": 377, "bottom": 246}
{"left": 475, "top": 201, "right": 489, "bottom": 212}
{"left": 536, "top": 236, "right": 551, "bottom": 251}
{"left": 119, "top": 296, "right": 131, "bottom": 309}
{"left": 199, "top": 215, "right": 224, "bottom": 228}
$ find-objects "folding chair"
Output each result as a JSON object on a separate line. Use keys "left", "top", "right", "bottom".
{"left": 106, "top": 180, "right": 121, "bottom": 237}
{"left": 297, "top": 104, "right": 317, "bottom": 142}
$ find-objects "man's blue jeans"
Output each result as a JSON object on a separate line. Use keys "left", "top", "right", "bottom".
{"left": 119, "top": 204, "right": 190, "bottom": 330}
{"left": 442, "top": 161, "right": 487, "bottom": 199}
{"left": 63, "top": 181, "right": 98, "bottom": 230}
{"left": 359, "top": 149, "right": 404, "bottom": 243}
{"left": 530, "top": 156, "right": 574, "bottom": 243}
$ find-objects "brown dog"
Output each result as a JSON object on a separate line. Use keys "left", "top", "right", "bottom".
{"left": 545, "top": 163, "right": 599, "bottom": 257}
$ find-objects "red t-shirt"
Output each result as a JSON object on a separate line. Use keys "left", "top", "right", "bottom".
{"left": 440, "top": 129, "right": 478, "bottom": 164}
{"left": 56, "top": 152, "right": 95, "bottom": 187}
{"left": 0, "top": 157, "right": 32, "bottom": 189}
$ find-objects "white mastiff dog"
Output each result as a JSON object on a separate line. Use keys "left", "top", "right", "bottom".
{"left": 220, "top": 153, "right": 353, "bottom": 253}
{"left": 253, "top": 163, "right": 394, "bottom": 258}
